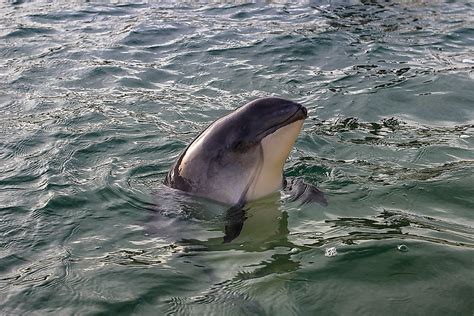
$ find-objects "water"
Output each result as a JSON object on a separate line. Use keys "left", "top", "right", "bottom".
{"left": 1, "top": 1, "right": 473, "bottom": 314}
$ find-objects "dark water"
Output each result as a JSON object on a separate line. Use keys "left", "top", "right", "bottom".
{"left": 1, "top": 1, "right": 473, "bottom": 314}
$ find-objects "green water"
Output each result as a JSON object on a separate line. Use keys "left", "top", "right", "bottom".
{"left": 1, "top": 1, "right": 473, "bottom": 315}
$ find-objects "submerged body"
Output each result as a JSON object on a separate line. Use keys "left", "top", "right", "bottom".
{"left": 164, "top": 97, "right": 308, "bottom": 206}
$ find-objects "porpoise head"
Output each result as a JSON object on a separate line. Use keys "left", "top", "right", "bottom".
{"left": 165, "top": 97, "right": 308, "bottom": 205}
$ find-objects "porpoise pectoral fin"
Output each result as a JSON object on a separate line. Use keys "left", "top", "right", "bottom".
{"left": 223, "top": 203, "right": 247, "bottom": 243}
{"left": 285, "top": 177, "right": 328, "bottom": 206}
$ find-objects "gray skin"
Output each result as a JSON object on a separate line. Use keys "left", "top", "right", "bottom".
{"left": 164, "top": 97, "right": 326, "bottom": 242}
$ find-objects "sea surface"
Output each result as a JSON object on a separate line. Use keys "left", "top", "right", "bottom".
{"left": 1, "top": 1, "right": 473, "bottom": 315}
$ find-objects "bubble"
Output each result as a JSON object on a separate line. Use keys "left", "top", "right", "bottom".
{"left": 325, "top": 247, "right": 337, "bottom": 257}
{"left": 397, "top": 244, "right": 409, "bottom": 252}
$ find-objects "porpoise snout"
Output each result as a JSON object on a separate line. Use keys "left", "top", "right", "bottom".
{"left": 299, "top": 105, "right": 308, "bottom": 118}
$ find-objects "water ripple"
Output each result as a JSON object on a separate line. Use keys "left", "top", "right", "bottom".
{"left": 1, "top": 1, "right": 473, "bottom": 314}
